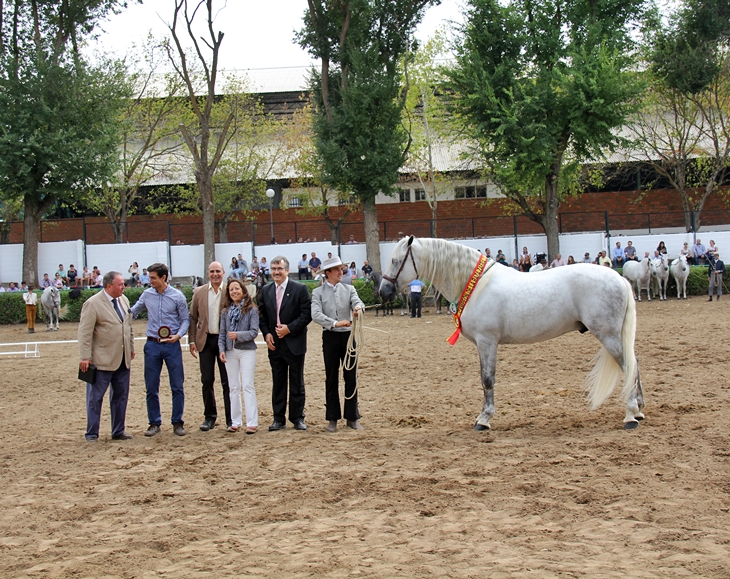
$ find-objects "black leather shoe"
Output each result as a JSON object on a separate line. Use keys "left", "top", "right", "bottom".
{"left": 268, "top": 421, "right": 286, "bottom": 431}
{"left": 293, "top": 420, "right": 308, "bottom": 431}
{"left": 112, "top": 432, "right": 133, "bottom": 440}
{"left": 199, "top": 419, "right": 215, "bottom": 432}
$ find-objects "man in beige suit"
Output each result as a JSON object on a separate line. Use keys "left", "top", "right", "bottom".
{"left": 189, "top": 261, "right": 230, "bottom": 431}
{"left": 78, "top": 271, "right": 135, "bottom": 441}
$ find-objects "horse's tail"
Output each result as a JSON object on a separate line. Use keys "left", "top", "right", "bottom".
{"left": 586, "top": 279, "right": 637, "bottom": 410}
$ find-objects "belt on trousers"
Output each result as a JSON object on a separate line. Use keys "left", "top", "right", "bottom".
{"left": 147, "top": 336, "right": 170, "bottom": 343}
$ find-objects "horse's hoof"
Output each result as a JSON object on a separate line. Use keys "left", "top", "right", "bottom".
{"left": 623, "top": 420, "right": 639, "bottom": 430}
{"left": 473, "top": 423, "right": 490, "bottom": 432}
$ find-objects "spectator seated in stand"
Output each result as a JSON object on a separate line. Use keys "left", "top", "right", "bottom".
{"left": 40, "top": 273, "right": 52, "bottom": 288}
{"left": 624, "top": 241, "right": 637, "bottom": 262}
{"left": 693, "top": 238, "right": 707, "bottom": 265}
{"left": 582, "top": 252, "right": 592, "bottom": 264}
{"left": 67, "top": 265, "right": 78, "bottom": 287}
{"left": 52, "top": 273, "right": 65, "bottom": 289}
{"left": 139, "top": 268, "right": 150, "bottom": 287}
{"left": 567, "top": 256, "right": 576, "bottom": 265}
{"left": 612, "top": 241, "right": 624, "bottom": 268}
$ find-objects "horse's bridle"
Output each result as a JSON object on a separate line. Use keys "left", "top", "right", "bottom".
{"left": 383, "top": 244, "right": 419, "bottom": 287}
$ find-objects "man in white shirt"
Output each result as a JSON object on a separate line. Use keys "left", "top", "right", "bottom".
{"left": 189, "top": 261, "right": 230, "bottom": 431}
{"left": 550, "top": 253, "right": 566, "bottom": 268}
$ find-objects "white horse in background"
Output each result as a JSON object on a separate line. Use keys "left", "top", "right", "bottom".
{"left": 670, "top": 255, "right": 690, "bottom": 299}
{"left": 623, "top": 258, "right": 652, "bottom": 301}
{"left": 41, "top": 286, "right": 61, "bottom": 331}
{"left": 380, "top": 237, "right": 644, "bottom": 431}
{"left": 650, "top": 255, "right": 670, "bottom": 300}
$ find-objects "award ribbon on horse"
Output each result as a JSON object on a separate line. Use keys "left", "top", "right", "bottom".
{"left": 447, "top": 255, "right": 493, "bottom": 345}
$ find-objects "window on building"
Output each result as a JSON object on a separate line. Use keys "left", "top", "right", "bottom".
{"left": 399, "top": 189, "right": 411, "bottom": 202}
{"left": 338, "top": 195, "right": 356, "bottom": 206}
{"left": 414, "top": 188, "right": 426, "bottom": 201}
{"left": 288, "top": 196, "right": 303, "bottom": 208}
{"left": 454, "top": 186, "right": 487, "bottom": 199}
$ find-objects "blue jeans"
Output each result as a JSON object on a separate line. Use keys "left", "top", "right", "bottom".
{"left": 144, "top": 340, "right": 185, "bottom": 426}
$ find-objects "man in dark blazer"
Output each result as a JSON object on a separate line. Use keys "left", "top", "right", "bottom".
{"left": 258, "top": 255, "right": 312, "bottom": 431}
{"left": 189, "top": 261, "right": 230, "bottom": 431}
{"left": 78, "top": 271, "right": 135, "bottom": 441}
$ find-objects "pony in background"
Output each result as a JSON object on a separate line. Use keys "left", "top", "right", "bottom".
{"left": 650, "top": 255, "right": 670, "bottom": 300}
{"left": 623, "top": 257, "right": 652, "bottom": 301}
{"left": 41, "top": 286, "right": 61, "bottom": 331}
{"left": 380, "top": 237, "right": 644, "bottom": 430}
{"left": 670, "top": 255, "right": 690, "bottom": 299}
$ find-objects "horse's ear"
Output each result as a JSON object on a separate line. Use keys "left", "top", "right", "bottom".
{"left": 407, "top": 236, "right": 414, "bottom": 247}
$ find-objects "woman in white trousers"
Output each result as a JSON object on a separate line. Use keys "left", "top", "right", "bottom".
{"left": 218, "top": 278, "right": 259, "bottom": 433}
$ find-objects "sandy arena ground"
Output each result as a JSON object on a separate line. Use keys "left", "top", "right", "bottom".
{"left": 0, "top": 296, "right": 729, "bottom": 578}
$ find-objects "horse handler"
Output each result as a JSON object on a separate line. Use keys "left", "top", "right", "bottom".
{"left": 311, "top": 256, "right": 364, "bottom": 432}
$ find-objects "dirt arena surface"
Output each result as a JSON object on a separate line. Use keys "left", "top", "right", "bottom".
{"left": 0, "top": 296, "right": 729, "bottom": 578}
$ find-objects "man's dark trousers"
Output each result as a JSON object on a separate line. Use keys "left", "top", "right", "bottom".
{"left": 86, "top": 360, "right": 130, "bottom": 439}
{"left": 200, "top": 333, "right": 231, "bottom": 426}
{"left": 322, "top": 330, "right": 359, "bottom": 421}
{"left": 411, "top": 294, "right": 422, "bottom": 318}
{"left": 269, "top": 350, "right": 306, "bottom": 424}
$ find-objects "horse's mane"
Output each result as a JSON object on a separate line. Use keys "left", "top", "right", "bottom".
{"left": 411, "top": 238, "right": 483, "bottom": 302}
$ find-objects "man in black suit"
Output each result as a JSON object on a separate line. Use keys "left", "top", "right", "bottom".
{"left": 258, "top": 255, "right": 312, "bottom": 431}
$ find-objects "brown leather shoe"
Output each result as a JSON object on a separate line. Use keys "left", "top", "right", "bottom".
{"left": 173, "top": 423, "right": 186, "bottom": 436}
{"left": 112, "top": 432, "right": 133, "bottom": 440}
{"left": 144, "top": 425, "right": 161, "bottom": 437}
{"left": 325, "top": 420, "right": 337, "bottom": 433}
{"left": 346, "top": 420, "right": 363, "bottom": 430}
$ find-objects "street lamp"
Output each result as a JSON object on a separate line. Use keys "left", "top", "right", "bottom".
{"left": 266, "top": 188, "right": 275, "bottom": 243}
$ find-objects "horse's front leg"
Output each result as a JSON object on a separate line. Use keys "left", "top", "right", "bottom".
{"left": 474, "top": 341, "right": 498, "bottom": 431}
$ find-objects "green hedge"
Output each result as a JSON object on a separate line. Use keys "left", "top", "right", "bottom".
{"left": 0, "top": 286, "right": 196, "bottom": 325}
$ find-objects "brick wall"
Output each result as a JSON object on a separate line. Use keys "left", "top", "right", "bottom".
{"left": 6, "top": 187, "right": 730, "bottom": 245}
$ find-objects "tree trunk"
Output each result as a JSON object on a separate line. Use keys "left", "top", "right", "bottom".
{"left": 362, "top": 197, "right": 382, "bottom": 274}
{"left": 217, "top": 218, "right": 228, "bottom": 243}
{"left": 544, "top": 174, "right": 561, "bottom": 262}
{"left": 0, "top": 223, "right": 11, "bottom": 244}
{"left": 112, "top": 220, "right": 124, "bottom": 244}
{"left": 199, "top": 174, "right": 216, "bottom": 270}
{"left": 22, "top": 197, "right": 43, "bottom": 285}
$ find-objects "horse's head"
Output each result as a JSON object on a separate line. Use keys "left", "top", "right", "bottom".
{"left": 380, "top": 236, "right": 418, "bottom": 302}
{"left": 677, "top": 254, "right": 688, "bottom": 271}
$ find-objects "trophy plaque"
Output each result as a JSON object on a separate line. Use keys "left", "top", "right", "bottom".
{"left": 158, "top": 326, "right": 171, "bottom": 340}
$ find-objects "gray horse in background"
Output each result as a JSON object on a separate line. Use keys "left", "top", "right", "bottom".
{"left": 41, "top": 286, "right": 61, "bottom": 331}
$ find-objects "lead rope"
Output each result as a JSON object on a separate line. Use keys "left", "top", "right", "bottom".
{"left": 343, "top": 309, "right": 365, "bottom": 399}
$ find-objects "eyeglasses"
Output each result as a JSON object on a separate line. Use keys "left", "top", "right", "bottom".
{"left": 270, "top": 267, "right": 286, "bottom": 272}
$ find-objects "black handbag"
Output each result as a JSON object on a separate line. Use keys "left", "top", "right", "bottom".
{"left": 78, "top": 364, "right": 97, "bottom": 384}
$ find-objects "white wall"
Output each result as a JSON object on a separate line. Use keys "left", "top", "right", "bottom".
{"left": 0, "top": 240, "right": 83, "bottom": 284}
{"left": 87, "top": 242, "right": 169, "bottom": 280}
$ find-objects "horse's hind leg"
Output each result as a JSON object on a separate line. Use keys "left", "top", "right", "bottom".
{"left": 624, "top": 361, "right": 645, "bottom": 429}
{"left": 474, "top": 341, "right": 498, "bottom": 431}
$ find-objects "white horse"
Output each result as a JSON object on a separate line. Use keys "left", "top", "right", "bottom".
{"left": 670, "top": 255, "right": 690, "bottom": 299}
{"left": 650, "top": 255, "right": 670, "bottom": 300}
{"left": 41, "top": 286, "right": 61, "bottom": 331}
{"left": 623, "top": 258, "right": 652, "bottom": 301}
{"left": 380, "top": 237, "right": 644, "bottom": 430}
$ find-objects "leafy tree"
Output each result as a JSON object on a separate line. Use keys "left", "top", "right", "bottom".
{"left": 298, "top": 0, "right": 437, "bottom": 273}
{"left": 636, "top": 0, "right": 730, "bottom": 231}
{"left": 446, "top": 0, "right": 651, "bottom": 260}
{"left": 284, "top": 103, "right": 359, "bottom": 244}
{"left": 401, "top": 30, "right": 453, "bottom": 237}
{"left": 165, "top": 0, "right": 240, "bottom": 269}
{"left": 0, "top": 0, "right": 130, "bottom": 285}
{"left": 85, "top": 40, "right": 188, "bottom": 243}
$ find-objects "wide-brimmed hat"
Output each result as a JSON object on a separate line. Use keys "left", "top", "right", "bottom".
{"left": 320, "top": 256, "right": 343, "bottom": 272}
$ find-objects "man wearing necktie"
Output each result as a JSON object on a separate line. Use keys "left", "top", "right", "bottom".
{"left": 78, "top": 272, "right": 135, "bottom": 441}
{"left": 258, "top": 255, "right": 312, "bottom": 431}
